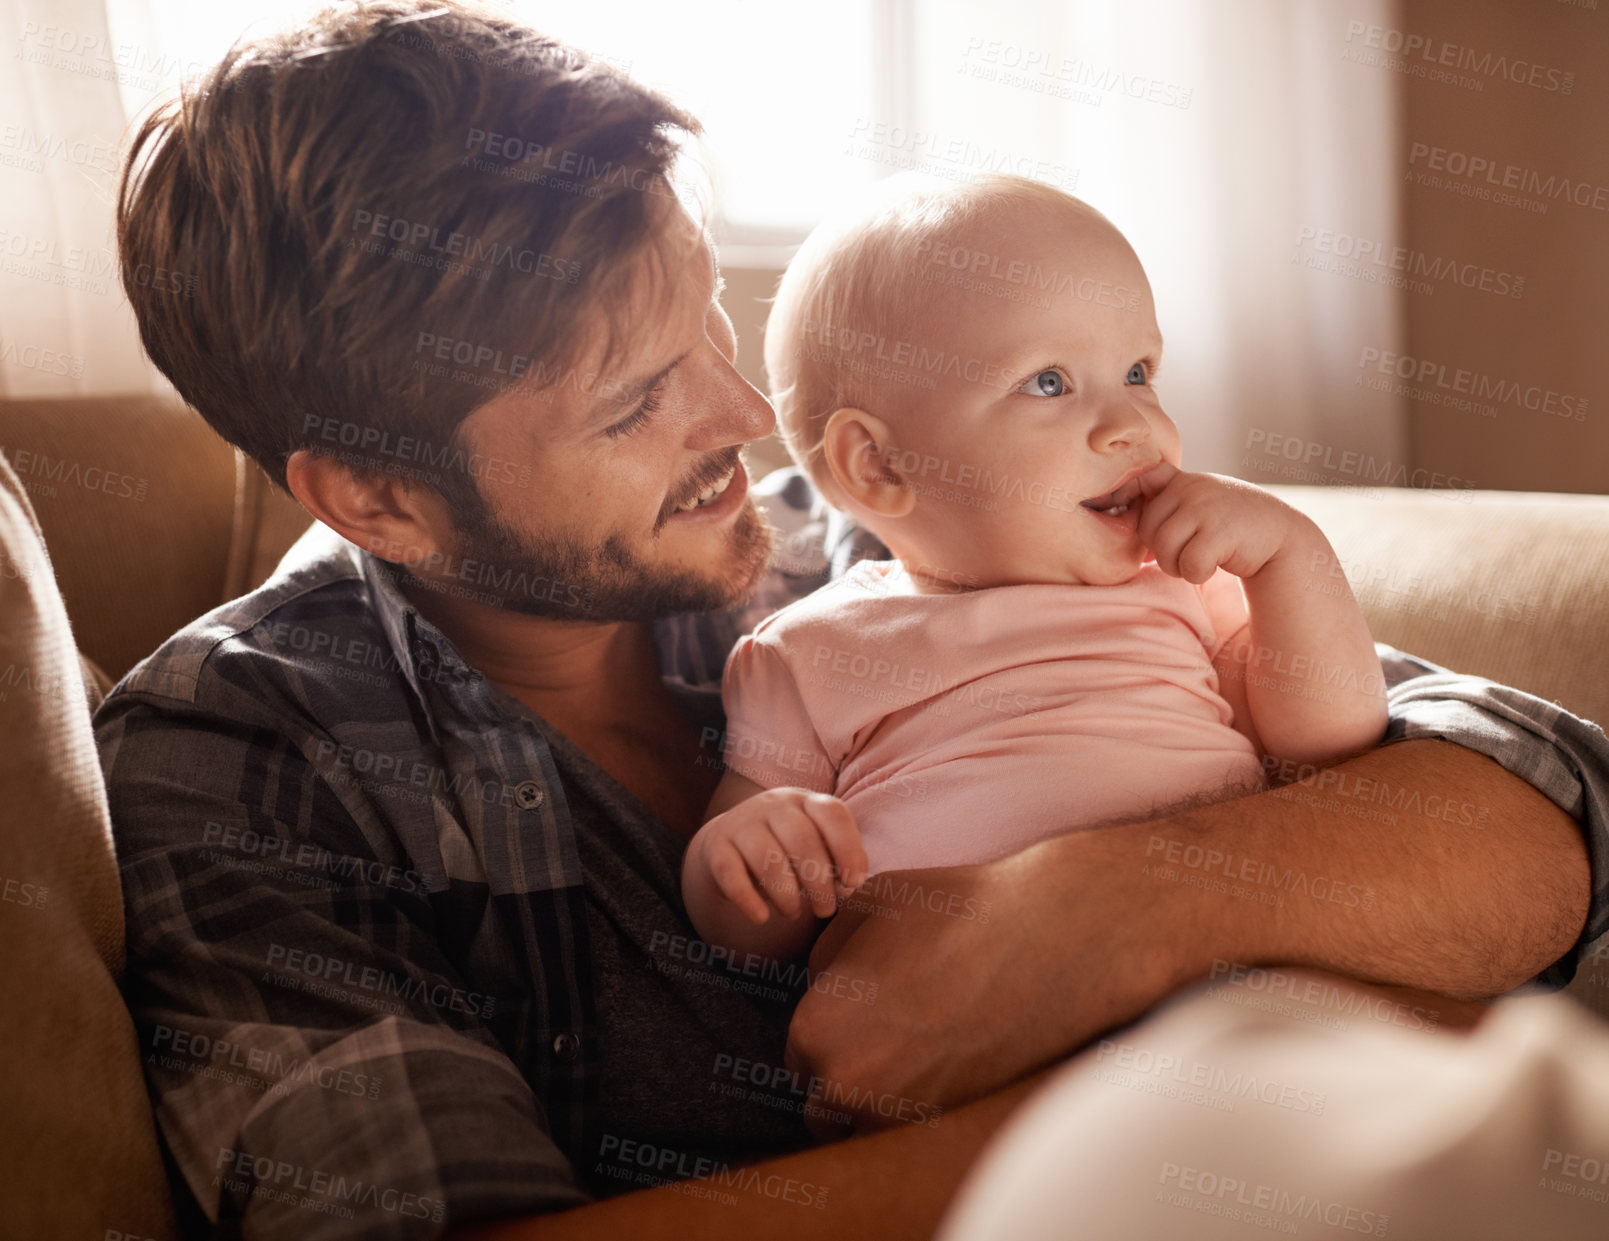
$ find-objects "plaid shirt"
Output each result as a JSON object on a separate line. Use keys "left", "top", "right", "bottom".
{"left": 97, "top": 468, "right": 1609, "bottom": 1238}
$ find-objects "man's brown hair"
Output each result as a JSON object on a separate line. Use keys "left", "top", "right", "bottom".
{"left": 117, "top": 0, "right": 697, "bottom": 505}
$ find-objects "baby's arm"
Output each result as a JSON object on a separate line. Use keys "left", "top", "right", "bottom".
{"left": 1136, "top": 464, "right": 1387, "bottom": 765}
{"left": 682, "top": 770, "right": 867, "bottom": 963}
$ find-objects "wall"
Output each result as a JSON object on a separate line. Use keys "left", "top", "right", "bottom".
{"left": 718, "top": 264, "right": 792, "bottom": 478}
{"left": 1400, "top": 0, "right": 1609, "bottom": 494}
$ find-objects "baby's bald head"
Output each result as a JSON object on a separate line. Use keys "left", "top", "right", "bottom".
{"left": 765, "top": 174, "right": 1133, "bottom": 503}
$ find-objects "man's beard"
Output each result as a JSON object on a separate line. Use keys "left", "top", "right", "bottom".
{"left": 421, "top": 450, "right": 776, "bottom": 622}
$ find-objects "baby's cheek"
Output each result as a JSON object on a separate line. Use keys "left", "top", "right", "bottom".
{"left": 1154, "top": 416, "right": 1185, "bottom": 465}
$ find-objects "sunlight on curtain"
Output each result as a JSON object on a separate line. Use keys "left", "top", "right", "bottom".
{"left": 0, "top": 0, "right": 155, "bottom": 395}
{"left": 5, "top": 0, "right": 1408, "bottom": 467}
{"left": 105, "top": 0, "right": 884, "bottom": 237}
{"left": 504, "top": 0, "right": 881, "bottom": 240}
{"left": 893, "top": 0, "right": 1407, "bottom": 476}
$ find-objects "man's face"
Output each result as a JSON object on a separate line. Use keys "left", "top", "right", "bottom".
{"left": 428, "top": 205, "right": 778, "bottom": 621}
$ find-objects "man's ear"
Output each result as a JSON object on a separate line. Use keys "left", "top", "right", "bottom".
{"left": 821, "top": 408, "right": 917, "bottom": 519}
{"left": 284, "top": 449, "right": 455, "bottom": 567}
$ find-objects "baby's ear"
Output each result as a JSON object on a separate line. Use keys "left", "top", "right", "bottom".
{"left": 821, "top": 408, "right": 917, "bottom": 519}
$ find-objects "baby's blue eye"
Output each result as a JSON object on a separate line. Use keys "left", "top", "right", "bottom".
{"left": 1018, "top": 369, "right": 1065, "bottom": 397}
{"left": 1126, "top": 363, "right": 1148, "bottom": 385}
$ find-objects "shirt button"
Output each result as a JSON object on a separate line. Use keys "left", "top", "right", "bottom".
{"left": 514, "top": 781, "right": 545, "bottom": 810}
{"left": 552, "top": 1032, "right": 580, "bottom": 1061}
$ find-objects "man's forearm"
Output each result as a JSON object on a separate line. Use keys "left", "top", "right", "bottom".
{"left": 785, "top": 738, "right": 1591, "bottom": 1129}
{"left": 1153, "top": 738, "right": 1590, "bottom": 998}
{"left": 453, "top": 1073, "right": 1043, "bottom": 1241}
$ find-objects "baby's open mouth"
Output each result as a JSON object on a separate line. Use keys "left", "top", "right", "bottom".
{"left": 1079, "top": 475, "right": 1145, "bottom": 518}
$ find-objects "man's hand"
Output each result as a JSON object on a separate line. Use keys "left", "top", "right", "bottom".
{"left": 786, "top": 836, "right": 1185, "bottom": 1139}
{"left": 1136, "top": 463, "right": 1314, "bottom": 583}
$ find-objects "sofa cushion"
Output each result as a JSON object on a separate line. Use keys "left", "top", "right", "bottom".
{"left": 1271, "top": 485, "right": 1609, "bottom": 730}
{"left": 0, "top": 452, "right": 176, "bottom": 1239}
{"left": 0, "top": 395, "right": 235, "bottom": 684}
{"left": 0, "top": 395, "right": 310, "bottom": 684}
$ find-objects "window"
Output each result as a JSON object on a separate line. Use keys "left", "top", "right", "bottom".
{"left": 106, "top": 0, "right": 892, "bottom": 258}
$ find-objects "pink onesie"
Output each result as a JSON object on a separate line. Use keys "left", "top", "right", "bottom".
{"left": 720, "top": 559, "right": 1266, "bottom": 876}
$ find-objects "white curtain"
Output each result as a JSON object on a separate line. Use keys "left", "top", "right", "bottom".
{"left": 901, "top": 0, "right": 1408, "bottom": 476}
{"left": 0, "top": 0, "right": 161, "bottom": 396}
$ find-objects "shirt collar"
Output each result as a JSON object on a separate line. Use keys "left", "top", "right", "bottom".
{"left": 316, "top": 531, "right": 477, "bottom": 736}
{"left": 824, "top": 503, "right": 891, "bottom": 578}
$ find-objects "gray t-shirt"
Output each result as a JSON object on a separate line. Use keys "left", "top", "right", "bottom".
{"left": 536, "top": 691, "right": 814, "bottom": 1195}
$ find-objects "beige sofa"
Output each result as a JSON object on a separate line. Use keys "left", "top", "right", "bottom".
{"left": 1, "top": 394, "right": 1606, "bottom": 1231}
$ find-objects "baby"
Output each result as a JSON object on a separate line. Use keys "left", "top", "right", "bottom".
{"left": 682, "top": 174, "right": 1386, "bottom": 962}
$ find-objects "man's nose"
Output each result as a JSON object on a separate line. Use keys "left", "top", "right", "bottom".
{"left": 1089, "top": 398, "right": 1152, "bottom": 452}
{"left": 688, "top": 355, "right": 776, "bottom": 449}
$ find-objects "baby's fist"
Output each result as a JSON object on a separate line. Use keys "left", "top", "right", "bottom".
{"left": 697, "top": 789, "right": 867, "bottom": 925}
{"left": 1136, "top": 466, "right": 1299, "bottom": 582}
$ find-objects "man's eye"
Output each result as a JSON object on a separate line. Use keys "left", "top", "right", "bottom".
{"left": 604, "top": 386, "right": 664, "bottom": 439}
{"left": 1017, "top": 369, "right": 1066, "bottom": 397}
{"left": 1126, "top": 362, "right": 1148, "bottom": 385}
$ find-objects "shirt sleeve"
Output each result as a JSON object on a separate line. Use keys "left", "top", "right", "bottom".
{"left": 1379, "top": 646, "right": 1609, "bottom": 989}
{"left": 1195, "top": 567, "right": 1251, "bottom": 659}
{"left": 96, "top": 697, "right": 589, "bottom": 1239}
{"left": 720, "top": 632, "right": 838, "bottom": 794}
